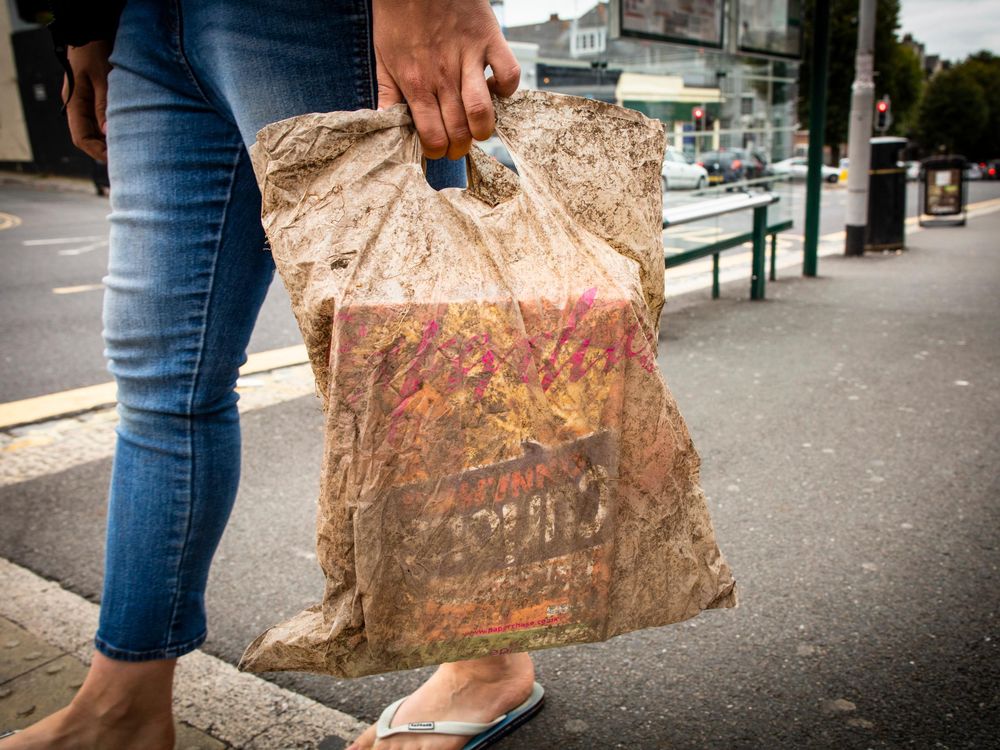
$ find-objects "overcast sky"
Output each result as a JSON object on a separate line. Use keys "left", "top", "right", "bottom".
{"left": 501, "top": 1, "right": 999, "bottom": 62}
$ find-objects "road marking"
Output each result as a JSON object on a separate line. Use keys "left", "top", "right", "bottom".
{"left": 0, "top": 212, "right": 21, "bottom": 231}
{"left": 52, "top": 283, "right": 104, "bottom": 295}
{"left": 0, "top": 344, "right": 308, "bottom": 430}
{"left": 7, "top": 196, "right": 1000, "bottom": 430}
{"left": 58, "top": 241, "right": 108, "bottom": 257}
{"left": 0, "top": 558, "right": 366, "bottom": 746}
{"left": 23, "top": 236, "right": 105, "bottom": 245}
{"left": 1, "top": 364, "right": 315, "bottom": 487}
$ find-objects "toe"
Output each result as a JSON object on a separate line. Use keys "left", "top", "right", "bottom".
{"left": 346, "top": 722, "right": 378, "bottom": 750}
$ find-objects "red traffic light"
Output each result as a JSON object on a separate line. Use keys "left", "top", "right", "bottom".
{"left": 876, "top": 100, "right": 889, "bottom": 113}
{"left": 692, "top": 107, "right": 705, "bottom": 120}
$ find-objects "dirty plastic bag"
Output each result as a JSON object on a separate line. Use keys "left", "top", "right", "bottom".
{"left": 238, "top": 91, "right": 736, "bottom": 678}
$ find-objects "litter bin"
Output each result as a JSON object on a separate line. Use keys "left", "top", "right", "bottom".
{"left": 919, "top": 155, "right": 967, "bottom": 227}
{"left": 865, "top": 137, "right": 908, "bottom": 251}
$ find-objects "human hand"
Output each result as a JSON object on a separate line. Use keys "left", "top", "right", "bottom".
{"left": 62, "top": 40, "right": 113, "bottom": 162}
{"left": 373, "top": 0, "right": 521, "bottom": 160}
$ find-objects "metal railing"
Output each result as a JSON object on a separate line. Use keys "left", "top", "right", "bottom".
{"left": 662, "top": 186, "right": 791, "bottom": 300}
{"left": 690, "top": 173, "right": 787, "bottom": 196}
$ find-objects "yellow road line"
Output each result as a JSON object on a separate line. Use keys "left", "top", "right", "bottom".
{"left": 52, "top": 283, "right": 104, "bottom": 295}
{"left": 0, "top": 212, "right": 21, "bottom": 231}
{"left": 8, "top": 196, "right": 1000, "bottom": 430}
{"left": 0, "top": 344, "right": 308, "bottom": 429}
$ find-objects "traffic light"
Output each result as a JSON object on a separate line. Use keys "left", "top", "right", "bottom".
{"left": 692, "top": 107, "right": 705, "bottom": 130}
{"left": 875, "top": 98, "right": 891, "bottom": 132}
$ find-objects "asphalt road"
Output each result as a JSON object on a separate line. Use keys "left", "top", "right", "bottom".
{"left": 0, "top": 185, "right": 299, "bottom": 404}
{"left": 3, "top": 178, "right": 999, "bottom": 404}
{"left": 1, "top": 176, "right": 997, "bottom": 747}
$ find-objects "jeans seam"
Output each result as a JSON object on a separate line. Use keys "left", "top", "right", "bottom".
{"left": 95, "top": 630, "right": 207, "bottom": 662}
{"left": 359, "top": 0, "right": 377, "bottom": 109}
{"left": 162, "top": 142, "right": 244, "bottom": 651}
{"left": 171, "top": 0, "right": 218, "bottom": 111}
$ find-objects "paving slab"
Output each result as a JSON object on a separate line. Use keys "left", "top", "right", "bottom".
{"left": 0, "top": 615, "right": 227, "bottom": 748}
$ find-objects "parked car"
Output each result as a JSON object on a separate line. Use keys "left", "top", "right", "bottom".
{"left": 771, "top": 156, "right": 840, "bottom": 183}
{"left": 964, "top": 162, "right": 983, "bottom": 180}
{"left": 985, "top": 160, "right": 1000, "bottom": 180}
{"left": 696, "top": 148, "right": 769, "bottom": 185}
{"left": 905, "top": 160, "right": 922, "bottom": 181}
{"left": 661, "top": 146, "right": 708, "bottom": 191}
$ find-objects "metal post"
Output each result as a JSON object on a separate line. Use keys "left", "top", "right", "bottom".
{"left": 712, "top": 254, "right": 720, "bottom": 299}
{"left": 770, "top": 232, "right": 778, "bottom": 280}
{"left": 751, "top": 205, "right": 767, "bottom": 300}
{"left": 844, "top": 0, "right": 877, "bottom": 256}
{"left": 803, "top": 0, "right": 831, "bottom": 277}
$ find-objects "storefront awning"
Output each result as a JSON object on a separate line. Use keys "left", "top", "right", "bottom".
{"left": 615, "top": 72, "right": 722, "bottom": 105}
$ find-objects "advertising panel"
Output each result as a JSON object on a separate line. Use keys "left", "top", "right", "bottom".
{"left": 611, "top": 0, "right": 725, "bottom": 48}
{"left": 737, "top": 0, "right": 803, "bottom": 58}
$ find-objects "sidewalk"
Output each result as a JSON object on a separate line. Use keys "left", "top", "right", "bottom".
{"left": 0, "top": 614, "right": 224, "bottom": 748}
{"left": 1, "top": 204, "right": 998, "bottom": 748}
{"left": 0, "top": 560, "right": 363, "bottom": 748}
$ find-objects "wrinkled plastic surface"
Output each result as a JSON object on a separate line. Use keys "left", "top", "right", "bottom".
{"left": 238, "top": 91, "right": 736, "bottom": 678}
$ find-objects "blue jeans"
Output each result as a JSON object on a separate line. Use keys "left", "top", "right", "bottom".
{"left": 98, "top": 0, "right": 466, "bottom": 661}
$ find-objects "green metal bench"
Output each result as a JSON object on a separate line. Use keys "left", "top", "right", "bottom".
{"left": 662, "top": 192, "right": 792, "bottom": 300}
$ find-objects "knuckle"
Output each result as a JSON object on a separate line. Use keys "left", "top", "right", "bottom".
{"left": 500, "top": 63, "right": 521, "bottom": 84}
{"left": 423, "top": 134, "right": 449, "bottom": 154}
{"left": 449, "top": 129, "right": 472, "bottom": 148}
{"left": 465, "top": 100, "right": 492, "bottom": 121}
{"left": 401, "top": 72, "right": 431, "bottom": 96}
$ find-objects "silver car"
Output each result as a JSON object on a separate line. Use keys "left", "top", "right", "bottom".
{"left": 662, "top": 147, "right": 709, "bottom": 191}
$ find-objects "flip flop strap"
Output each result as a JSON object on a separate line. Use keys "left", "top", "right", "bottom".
{"left": 375, "top": 696, "right": 507, "bottom": 739}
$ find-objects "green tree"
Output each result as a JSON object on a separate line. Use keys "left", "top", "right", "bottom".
{"left": 798, "top": 0, "right": 919, "bottom": 161}
{"left": 959, "top": 52, "right": 1000, "bottom": 158}
{"left": 887, "top": 43, "right": 924, "bottom": 136}
{"left": 917, "top": 67, "right": 988, "bottom": 156}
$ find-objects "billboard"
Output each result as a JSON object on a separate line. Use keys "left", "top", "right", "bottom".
{"left": 611, "top": 0, "right": 725, "bottom": 49}
{"left": 737, "top": 0, "right": 803, "bottom": 58}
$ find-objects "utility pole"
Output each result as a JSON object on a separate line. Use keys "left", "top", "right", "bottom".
{"left": 844, "top": 0, "right": 877, "bottom": 256}
{"left": 803, "top": 0, "right": 831, "bottom": 277}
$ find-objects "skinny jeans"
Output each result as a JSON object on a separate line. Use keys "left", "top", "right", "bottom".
{"left": 98, "top": 0, "right": 465, "bottom": 660}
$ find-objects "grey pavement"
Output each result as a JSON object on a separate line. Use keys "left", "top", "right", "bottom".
{"left": 1, "top": 194, "right": 999, "bottom": 748}
{"left": 0, "top": 182, "right": 300, "bottom": 403}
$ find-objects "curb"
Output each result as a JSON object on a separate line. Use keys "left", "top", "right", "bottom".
{"left": 0, "top": 559, "right": 366, "bottom": 748}
{"left": 0, "top": 171, "right": 101, "bottom": 196}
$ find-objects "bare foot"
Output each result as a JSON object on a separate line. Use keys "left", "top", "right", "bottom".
{"left": 2, "top": 652, "right": 175, "bottom": 750}
{"left": 347, "top": 653, "right": 536, "bottom": 750}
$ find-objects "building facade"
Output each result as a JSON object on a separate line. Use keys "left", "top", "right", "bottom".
{"left": 503, "top": 2, "right": 800, "bottom": 162}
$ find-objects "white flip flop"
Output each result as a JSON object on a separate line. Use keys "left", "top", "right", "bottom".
{"left": 375, "top": 681, "right": 545, "bottom": 750}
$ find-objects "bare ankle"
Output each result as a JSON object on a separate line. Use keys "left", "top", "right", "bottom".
{"left": 70, "top": 652, "right": 177, "bottom": 726}
{"left": 442, "top": 652, "right": 534, "bottom": 683}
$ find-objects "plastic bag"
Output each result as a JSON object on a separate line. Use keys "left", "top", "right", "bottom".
{"left": 238, "top": 91, "right": 736, "bottom": 678}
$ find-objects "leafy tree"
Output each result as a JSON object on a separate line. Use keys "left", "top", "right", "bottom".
{"left": 887, "top": 43, "right": 924, "bottom": 136}
{"left": 798, "top": 0, "right": 919, "bottom": 161}
{"left": 958, "top": 52, "right": 1000, "bottom": 158}
{"left": 917, "top": 67, "right": 988, "bottom": 156}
